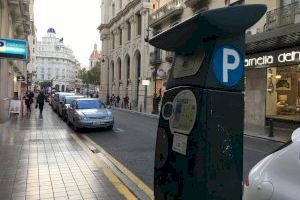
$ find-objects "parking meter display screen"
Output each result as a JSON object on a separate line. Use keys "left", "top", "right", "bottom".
{"left": 170, "top": 90, "right": 197, "bottom": 135}
{"left": 173, "top": 48, "right": 205, "bottom": 79}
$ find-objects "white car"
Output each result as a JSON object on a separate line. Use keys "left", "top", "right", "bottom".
{"left": 243, "top": 128, "right": 300, "bottom": 200}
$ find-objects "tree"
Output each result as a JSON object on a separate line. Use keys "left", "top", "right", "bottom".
{"left": 40, "top": 81, "right": 52, "bottom": 89}
{"left": 78, "top": 62, "right": 101, "bottom": 85}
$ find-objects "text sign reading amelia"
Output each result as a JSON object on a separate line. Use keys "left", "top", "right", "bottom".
{"left": 212, "top": 45, "right": 243, "bottom": 87}
{"left": 0, "top": 38, "right": 27, "bottom": 60}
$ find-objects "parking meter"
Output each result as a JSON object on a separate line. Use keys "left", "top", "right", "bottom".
{"left": 150, "top": 5, "right": 266, "bottom": 200}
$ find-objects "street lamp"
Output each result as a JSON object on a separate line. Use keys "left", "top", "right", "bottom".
{"left": 101, "top": 56, "right": 110, "bottom": 105}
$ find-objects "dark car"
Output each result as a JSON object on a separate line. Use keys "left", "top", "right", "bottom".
{"left": 60, "top": 95, "right": 84, "bottom": 121}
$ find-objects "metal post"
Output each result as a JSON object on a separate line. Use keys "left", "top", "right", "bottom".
{"left": 144, "top": 85, "right": 147, "bottom": 112}
{"left": 152, "top": 65, "right": 158, "bottom": 114}
{"left": 269, "top": 119, "right": 274, "bottom": 137}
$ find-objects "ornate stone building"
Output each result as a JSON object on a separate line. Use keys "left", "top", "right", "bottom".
{"left": 35, "top": 28, "right": 77, "bottom": 92}
{"left": 89, "top": 44, "right": 101, "bottom": 71}
{"left": 99, "top": 0, "right": 152, "bottom": 111}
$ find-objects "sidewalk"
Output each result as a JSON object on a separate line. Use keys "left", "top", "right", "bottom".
{"left": 112, "top": 107, "right": 292, "bottom": 143}
{"left": 0, "top": 105, "right": 126, "bottom": 200}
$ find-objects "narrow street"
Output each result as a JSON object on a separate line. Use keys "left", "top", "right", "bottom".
{"left": 82, "top": 109, "right": 285, "bottom": 189}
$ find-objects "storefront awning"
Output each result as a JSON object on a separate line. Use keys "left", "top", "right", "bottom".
{"left": 246, "top": 23, "right": 300, "bottom": 54}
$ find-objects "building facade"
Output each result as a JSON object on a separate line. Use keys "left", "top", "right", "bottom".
{"left": 99, "top": 0, "right": 152, "bottom": 111}
{"left": 149, "top": 0, "right": 300, "bottom": 131}
{"left": 0, "top": 0, "right": 34, "bottom": 123}
{"left": 89, "top": 43, "right": 101, "bottom": 71}
{"left": 35, "top": 28, "right": 77, "bottom": 92}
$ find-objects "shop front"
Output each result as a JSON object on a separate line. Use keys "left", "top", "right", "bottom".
{"left": 245, "top": 46, "right": 300, "bottom": 129}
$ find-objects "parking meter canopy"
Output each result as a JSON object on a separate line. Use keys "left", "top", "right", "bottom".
{"left": 149, "top": 4, "right": 267, "bottom": 92}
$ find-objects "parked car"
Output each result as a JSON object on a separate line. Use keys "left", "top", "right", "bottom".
{"left": 67, "top": 98, "right": 113, "bottom": 130}
{"left": 52, "top": 92, "right": 75, "bottom": 112}
{"left": 57, "top": 93, "right": 77, "bottom": 117}
{"left": 243, "top": 128, "right": 300, "bottom": 200}
{"left": 60, "top": 95, "right": 84, "bottom": 121}
{"left": 49, "top": 94, "right": 55, "bottom": 105}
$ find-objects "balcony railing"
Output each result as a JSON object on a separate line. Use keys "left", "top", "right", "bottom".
{"left": 165, "top": 51, "right": 175, "bottom": 63}
{"left": 149, "top": 0, "right": 184, "bottom": 27}
{"left": 265, "top": 2, "right": 300, "bottom": 31}
{"left": 150, "top": 49, "right": 162, "bottom": 66}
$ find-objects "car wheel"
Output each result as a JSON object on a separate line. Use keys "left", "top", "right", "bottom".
{"left": 67, "top": 117, "right": 71, "bottom": 126}
{"left": 107, "top": 125, "right": 113, "bottom": 130}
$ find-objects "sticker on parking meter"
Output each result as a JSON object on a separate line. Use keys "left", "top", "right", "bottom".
{"left": 212, "top": 45, "right": 244, "bottom": 87}
{"left": 169, "top": 90, "right": 197, "bottom": 135}
{"left": 172, "top": 133, "right": 188, "bottom": 155}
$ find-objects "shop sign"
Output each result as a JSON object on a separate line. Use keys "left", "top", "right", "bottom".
{"left": 245, "top": 47, "right": 300, "bottom": 68}
{"left": 0, "top": 38, "right": 27, "bottom": 60}
{"left": 17, "top": 76, "right": 25, "bottom": 82}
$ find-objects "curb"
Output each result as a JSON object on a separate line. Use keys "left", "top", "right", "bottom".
{"left": 244, "top": 134, "right": 287, "bottom": 143}
{"left": 111, "top": 107, "right": 159, "bottom": 119}
{"left": 112, "top": 107, "right": 288, "bottom": 143}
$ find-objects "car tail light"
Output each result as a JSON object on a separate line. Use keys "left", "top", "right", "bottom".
{"left": 245, "top": 176, "right": 250, "bottom": 187}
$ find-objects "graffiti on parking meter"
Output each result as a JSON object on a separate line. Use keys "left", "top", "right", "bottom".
{"left": 212, "top": 45, "right": 244, "bottom": 87}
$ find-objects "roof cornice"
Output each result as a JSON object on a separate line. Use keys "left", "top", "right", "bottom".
{"left": 98, "top": 0, "right": 141, "bottom": 31}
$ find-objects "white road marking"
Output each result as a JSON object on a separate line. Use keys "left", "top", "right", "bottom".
{"left": 114, "top": 128, "right": 125, "bottom": 133}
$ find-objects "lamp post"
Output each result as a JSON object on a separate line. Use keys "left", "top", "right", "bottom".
{"left": 101, "top": 56, "right": 110, "bottom": 105}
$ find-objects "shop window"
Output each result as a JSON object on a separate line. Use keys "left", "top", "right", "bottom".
{"left": 266, "top": 66, "right": 300, "bottom": 121}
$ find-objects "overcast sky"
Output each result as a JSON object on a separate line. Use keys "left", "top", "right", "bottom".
{"left": 34, "top": 0, "right": 101, "bottom": 68}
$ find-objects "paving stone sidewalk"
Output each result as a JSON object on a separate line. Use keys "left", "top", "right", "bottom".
{"left": 0, "top": 105, "right": 125, "bottom": 200}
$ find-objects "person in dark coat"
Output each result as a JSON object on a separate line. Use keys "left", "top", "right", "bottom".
{"left": 25, "top": 94, "right": 31, "bottom": 112}
{"left": 37, "top": 92, "right": 45, "bottom": 114}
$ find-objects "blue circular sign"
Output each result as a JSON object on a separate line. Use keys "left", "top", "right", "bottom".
{"left": 212, "top": 45, "right": 244, "bottom": 87}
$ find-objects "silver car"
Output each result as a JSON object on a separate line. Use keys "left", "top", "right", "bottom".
{"left": 52, "top": 92, "right": 75, "bottom": 112}
{"left": 60, "top": 95, "right": 84, "bottom": 121}
{"left": 67, "top": 98, "right": 114, "bottom": 130}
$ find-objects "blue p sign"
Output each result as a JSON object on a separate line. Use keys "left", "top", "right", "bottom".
{"left": 212, "top": 45, "right": 243, "bottom": 87}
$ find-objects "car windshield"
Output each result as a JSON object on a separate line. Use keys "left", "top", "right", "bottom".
{"left": 66, "top": 97, "right": 82, "bottom": 104}
{"left": 59, "top": 93, "right": 74, "bottom": 102}
{"left": 76, "top": 100, "right": 104, "bottom": 109}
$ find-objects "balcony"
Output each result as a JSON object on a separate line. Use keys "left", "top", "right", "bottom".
{"left": 265, "top": 2, "right": 300, "bottom": 31}
{"left": 150, "top": 49, "right": 162, "bottom": 66}
{"left": 165, "top": 51, "right": 175, "bottom": 63}
{"left": 149, "top": 0, "right": 184, "bottom": 28}
{"left": 246, "top": 2, "right": 300, "bottom": 54}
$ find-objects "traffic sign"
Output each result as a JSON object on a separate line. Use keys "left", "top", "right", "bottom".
{"left": 212, "top": 45, "right": 243, "bottom": 87}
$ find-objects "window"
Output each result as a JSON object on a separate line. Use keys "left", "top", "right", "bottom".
{"left": 266, "top": 66, "right": 300, "bottom": 122}
{"left": 136, "top": 14, "right": 142, "bottom": 36}
{"left": 119, "top": 27, "right": 122, "bottom": 45}
{"left": 119, "top": 0, "right": 122, "bottom": 10}
{"left": 127, "top": 21, "right": 131, "bottom": 41}
{"left": 77, "top": 100, "right": 104, "bottom": 109}
{"left": 112, "top": 4, "right": 115, "bottom": 17}
{"left": 112, "top": 33, "right": 115, "bottom": 49}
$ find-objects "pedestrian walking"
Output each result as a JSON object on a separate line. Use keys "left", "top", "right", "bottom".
{"left": 124, "top": 95, "right": 129, "bottom": 109}
{"left": 25, "top": 94, "right": 31, "bottom": 113}
{"left": 116, "top": 95, "right": 120, "bottom": 107}
{"left": 37, "top": 92, "right": 45, "bottom": 115}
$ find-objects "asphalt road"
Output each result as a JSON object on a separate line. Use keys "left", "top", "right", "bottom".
{"left": 82, "top": 109, "right": 284, "bottom": 189}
